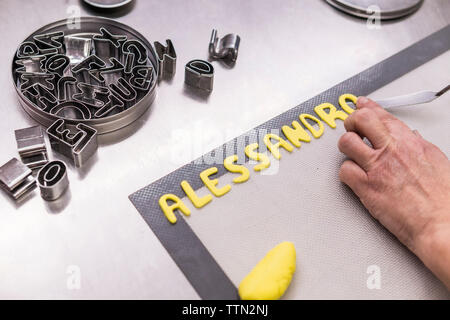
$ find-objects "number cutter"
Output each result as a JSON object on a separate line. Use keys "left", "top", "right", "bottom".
{"left": 37, "top": 160, "right": 69, "bottom": 201}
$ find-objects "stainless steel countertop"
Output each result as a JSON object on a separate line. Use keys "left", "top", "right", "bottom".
{"left": 0, "top": 0, "right": 448, "bottom": 299}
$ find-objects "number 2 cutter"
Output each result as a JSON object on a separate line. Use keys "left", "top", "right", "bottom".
{"left": 11, "top": 17, "right": 168, "bottom": 134}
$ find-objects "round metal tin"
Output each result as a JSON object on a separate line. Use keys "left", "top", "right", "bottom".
{"left": 326, "top": 0, "right": 423, "bottom": 20}
{"left": 12, "top": 17, "right": 158, "bottom": 134}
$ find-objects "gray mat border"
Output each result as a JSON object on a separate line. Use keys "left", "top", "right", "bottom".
{"left": 129, "top": 25, "right": 450, "bottom": 300}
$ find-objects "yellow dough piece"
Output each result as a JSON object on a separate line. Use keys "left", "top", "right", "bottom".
{"left": 223, "top": 155, "right": 250, "bottom": 183}
{"left": 339, "top": 93, "right": 358, "bottom": 114}
{"left": 263, "top": 133, "right": 294, "bottom": 160}
{"left": 299, "top": 113, "right": 324, "bottom": 138}
{"left": 181, "top": 180, "right": 212, "bottom": 208}
{"left": 314, "top": 102, "right": 348, "bottom": 128}
{"left": 239, "top": 242, "right": 296, "bottom": 300}
{"left": 281, "top": 120, "right": 311, "bottom": 148}
{"left": 158, "top": 193, "right": 190, "bottom": 224}
{"left": 245, "top": 143, "right": 271, "bottom": 171}
{"left": 200, "top": 167, "right": 231, "bottom": 197}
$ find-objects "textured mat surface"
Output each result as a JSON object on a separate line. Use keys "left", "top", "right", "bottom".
{"left": 129, "top": 25, "right": 450, "bottom": 299}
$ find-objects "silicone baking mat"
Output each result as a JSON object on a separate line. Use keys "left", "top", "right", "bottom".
{"left": 129, "top": 25, "right": 450, "bottom": 299}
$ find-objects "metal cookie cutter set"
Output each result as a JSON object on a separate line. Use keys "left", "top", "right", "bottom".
{"left": 4, "top": 17, "right": 177, "bottom": 201}
{"left": 12, "top": 17, "right": 164, "bottom": 135}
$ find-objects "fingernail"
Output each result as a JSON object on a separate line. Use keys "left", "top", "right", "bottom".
{"left": 357, "top": 96, "right": 369, "bottom": 105}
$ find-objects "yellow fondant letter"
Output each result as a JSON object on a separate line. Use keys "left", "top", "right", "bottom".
{"left": 281, "top": 120, "right": 311, "bottom": 148}
{"left": 200, "top": 167, "right": 231, "bottom": 197}
{"left": 314, "top": 102, "right": 348, "bottom": 128}
{"left": 180, "top": 180, "right": 212, "bottom": 208}
{"left": 224, "top": 155, "right": 250, "bottom": 183}
{"left": 159, "top": 193, "right": 190, "bottom": 224}
{"left": 263, "top": 133, "right": 294, "bottom": 160}
{"left": 245, "top": 143, "right": 271, "bottom": 172}
{"left": 339, "top": 93, "right": 358, "bottom": 114}
{"left": 299, "top": 113, "right": 324, "bottom": 139}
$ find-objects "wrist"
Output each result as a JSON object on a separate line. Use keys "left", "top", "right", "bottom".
{"left": 413, "top": 216, "right": 450, "bottom": 289}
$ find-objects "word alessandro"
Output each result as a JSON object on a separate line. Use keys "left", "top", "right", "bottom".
{"left": 159, "top": 94, "right": 358, "bottom": 224}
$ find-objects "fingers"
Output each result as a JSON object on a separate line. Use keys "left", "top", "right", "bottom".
{"left": 339, "top": 160, "right": 368, "bottom": 198}
{"left": 356, "top": 96, "right": 396, "bottom": 120}
{"left": 357, "top": 96, "right": 412, "bottom": 131}
{"left": 338, "top": 132, "right": 375, "bottom": 170}
{"left": 357, "top": 96, "right": 378, "bottom": 110}
{"left": 344, "top": 104, "right": 391, "bottom": 149}
{"left": 357, "top": 96, "right": 385, "bottom": 111}
{"left": 412, "top": 129, "right": 422, "bottom": 138}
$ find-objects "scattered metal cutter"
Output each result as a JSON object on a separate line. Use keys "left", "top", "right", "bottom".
{"left": 47, "top": 119, "right": 98, "bottom": 168}
{"left": 154, "top": 39, "right": 177, "bottom": 80}
{"left": 37, "top": 160, "right": 69, "bottom": 201}
{"left": 15, "top": 125, "right": 49, "bottom": 170}
{"left": 0, "top": 158, "right": 36, "bottom": 199}
{"left": 209, "top": 29, "right": 240, "bottom": 63}
{"left": 185, "top": 59, "right": 214, "bottom": 92}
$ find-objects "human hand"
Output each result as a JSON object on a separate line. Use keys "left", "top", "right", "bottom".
{"left": 338, "top": 96, "right": 450, "bottom": 288}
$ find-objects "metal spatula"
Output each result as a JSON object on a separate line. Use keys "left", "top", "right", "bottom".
{"left": 375, "top": 85, "right": 449, "bottom": 109}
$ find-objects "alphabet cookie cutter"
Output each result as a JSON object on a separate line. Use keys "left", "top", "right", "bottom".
{"left": 93, "top": 27, "right": 127, "bottom": 64}
{"left": 209, "top": 29, "right": 240, "bottom": 63}
{"left": 14, "top": 125, "right": 49, "bottom": 170}
{"left": 154, "top": 39, "right": 176, "bottom": 80}
{"left": 37, "top": 160, "right": 69, "bottom": 201}
{"left": 15, "top": 55, "right": 47, "bottom": 74}
{"left": 46, "top": 119, "right": 98, "bottom": 167}
{"left": 64, "top": 35, "right": 93, "bottom": 65}
{"left": 0, "top": 158, "right": 36, "bottom": 199}
{"left": 185, "top": 59, "right": 214, "bottom": 91}
{"left": 12, "top": 17, "right": 162, "bottom": 134}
